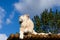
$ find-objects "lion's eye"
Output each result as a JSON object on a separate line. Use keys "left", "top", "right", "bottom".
{"left": 19, "top": 21, "right": 23, "bottom": 24}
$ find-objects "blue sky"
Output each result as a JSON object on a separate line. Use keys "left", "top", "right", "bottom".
{"left": 0, "top": 0, "right": 20, "bottom": 39}
{"left": 0, "top": 0, "right": 60, "bottom": 40}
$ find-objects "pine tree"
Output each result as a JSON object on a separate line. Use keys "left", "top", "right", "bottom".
{"left": 33, "top": 15, "right": 43, "bottom": 33}
{"left": 54, "top": 9, "right": 60, "bottom": 33}
{"left": 41, "top": 9, "right": 49, "bottom": 33}
{"left": 48, "top": 8, "right": 55, "bottom": 33}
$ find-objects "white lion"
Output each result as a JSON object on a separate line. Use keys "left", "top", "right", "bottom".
{"left": 19, "top": 14, "right": 37, "bottom": 39}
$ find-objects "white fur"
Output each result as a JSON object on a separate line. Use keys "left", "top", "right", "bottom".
{"left": 38, "top": 33, "right": 48, "bottom": 35}
{"left": 19, "top": 14, "right": 37, "bottom": 39}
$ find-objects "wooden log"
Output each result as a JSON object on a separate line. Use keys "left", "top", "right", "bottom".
{"left": 7, "top": 33, "right": 60, "bottom": 40}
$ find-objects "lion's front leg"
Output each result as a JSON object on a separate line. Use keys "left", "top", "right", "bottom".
{"left": 20, "top": 28, "right": 24, "bottom": 39}
{"left": 20, "top": 31, "right": 24, "bottom": 39}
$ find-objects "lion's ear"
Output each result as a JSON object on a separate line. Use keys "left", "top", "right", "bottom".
{"left": 26, "top": 14, "right": 29, "bottom": 19}
{"left": 24, "top": 14, "right": 29, "bottom": 19}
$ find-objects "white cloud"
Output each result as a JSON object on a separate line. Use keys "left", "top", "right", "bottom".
{"left": 9, "top": 11, "right": 15, "bottom": 19}
{"left": 0, "top": 34, "right": 7, "bottom": 40}
{"left": 14, "top": 0, "right": 60, "bottom": 18}
{"left": 0, "top": 7, "right": 6, "bottom": 29}
{"left": 6, "top": 18, "right": 11, "bottom": 24}
{"left": 6, "top": 11, "right": 15, "bottom": 24}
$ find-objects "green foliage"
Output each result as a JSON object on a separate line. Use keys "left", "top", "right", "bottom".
{"left": 33, "top": 8, "right": 60, "bottom": 33}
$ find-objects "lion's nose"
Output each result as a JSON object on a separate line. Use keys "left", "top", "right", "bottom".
{"left": 19, "top": 21, "right": 22, "bottom": 24}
